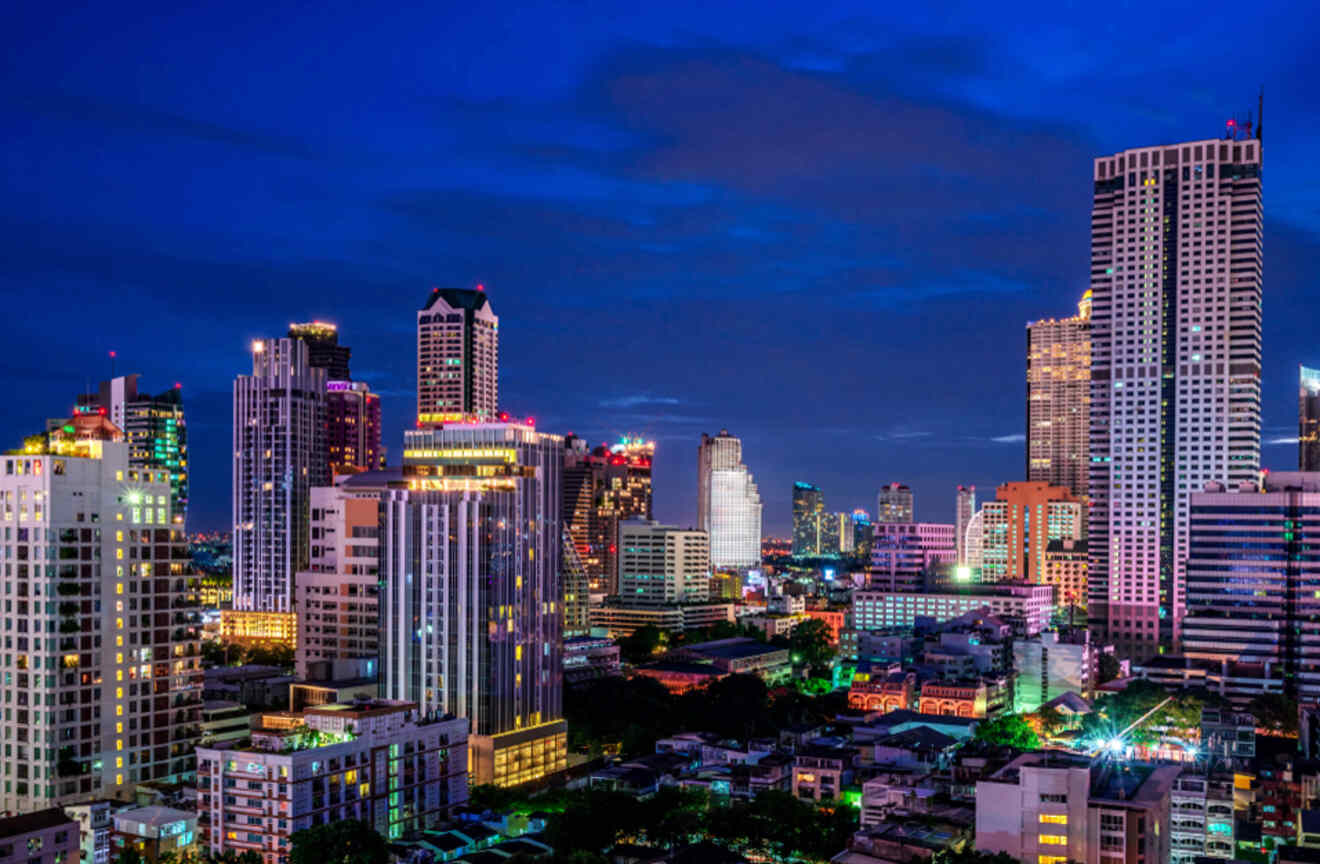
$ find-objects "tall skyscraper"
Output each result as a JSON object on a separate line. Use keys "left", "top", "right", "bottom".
{"left": 76, "top": 375, "right": 189, "bottom": 525}
{"left": 382, "top": 420, "right": 565, "bottom": 787}
{"left": 697, "top": 430, "right": 762, "bottom": 569}
{"left": 833, "top": 512, "right": 854, "bottom": 555}
{"left": 979, "top": 482, "right": 1083, "bottom": 584}
{"left": 561, "top": 436, "right": 654, "bottom": 594}
{"left": 618, "top": 519, "right": 711, "bottom": 606}
{"left": 1300, "top": 366, "right": 1320, "bottom": 470}
{"left": 416, "top": 286, "right": 499, "bottom": 425}
{"left": 1, "top": 425, "right": 201, "bottom": 813}
{"left": 1182, "top": 472, "right": 1320, "bottom": 701}
{"left": 791, "top": 482, "right": 825, "bottom": 556}
{"left": 876, "top": 483, "right": 914, "bottom": 523}
{"left": 1088, "top": 132, "right": 1263, "bottom": 657}
{"left": 231, "top": 338, "right": 328, "bottom": 636}
{"left": 955, "top": 485, "right": 976, "bottom": 565}
{"left": 325, "top": 380, "right": 383, "bottom": 473}
{"left": 288, "top": 320, "right": 351, "bottom": 381}
{"left": 1026, "top": 292, "right": 1091, "bottom": 499}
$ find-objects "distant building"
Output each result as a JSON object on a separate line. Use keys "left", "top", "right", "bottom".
{"left": 955, "top": 486, "right": 975, "bottom": 566}
{"left": 792, "top": 482, "right": 826, "bottom": 556}
{"left": 918, "top": 679, "right": 1002, "bottom": 719}
{"left": 618, "top": 519, "right": 710, "bottom": 606}
{"left": 563, "top": 636, "right": 621, "bottom": 686}
{"left": 416, "top": 287, "right": 499, "bottom": 424}
{"left": 697, "top": 431, "right": 762, "bottom": 569}
{"left": 590, "top": 603, "right": 734, "bottom": 638}
{"left": 978, "top": 482, "right": 1082, "bottom": 584}
{"left": 1027, "top": 292, "right": 1091, "bottom": 500}
{"left": 324, "top": 381, "right": 383, "bottom": 473}
{"left": 876, "top": 483, "right": 914, "bottom": 524}
{"left": 847, "top": 668, "right": 915, "bottom": 713}
{"left": 288, "top": 320, "right": 352, "bottom": 381}
{"left": 868, "top": 523, "right": 955, "bottom": 591}
{"left": 1169, "top": 773, "right": 1236, "bottom": 863}
{"left": 852, "top": 510, "right": 874, "bottom": 560}
{"left": 852, "top": 584, "right": 1054, "bottom": 636}
{"left": 1303, "top": 366, "right": 1320, "bottom": 471}
{"left": 200, "top": 701, "right": 252, "bottom": 746}
{"left": 562, "top": 436, "right": 654, "bottom": 595}
{"left": 1012, "top": 630, "right": 1096, "bottom": 713}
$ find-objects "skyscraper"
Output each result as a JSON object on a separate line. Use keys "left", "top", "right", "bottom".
{"left": 791, "top": 482, "right": 825, "bottom": 556}
{"left": 1300, "top": 366, "right": 1320, "bottom": 470}
{"left": 561, "top": 436, "right": 654, "bottom": 594}
{"left": 288, "top": 320, "right": 351, "bottom": 381}
{"left": 955, "top": 485, "right": 976, "bottom": 565}
{"left": 416, "top": 286, "right": 499, "bottom": 425}
{"left": 382, "top": 419, "right": 565, "bottom": 786}
{"left": 876, "top": 483, "right": 914, "bottom": 523}
{"left": 978, "top": 482, "right": 1083, "bottom": 584}
{"left": 325, "top": 380, "right": 383, "bottom": 473}
{"left": 697, "top": 430, "right": 762, "bottom": 569}
{"left": 1088, "top": 132, "right": 1263, "bottom": 657}
{"left": 231, "top": 338, "right": 328, "bottom": 636}
{"left": 76, "top": 375, "right": 189, "bottom": 524}
{"left": 1026, "top": 292, "right": 1091, "bottom": 500}
{"left": 0, "top": 426, "right": 201, "bottom": 813}
{"left": 851, "top": 509, "right": 874, "bottom": 560}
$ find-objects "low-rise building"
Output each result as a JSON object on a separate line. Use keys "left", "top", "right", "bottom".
{"left": 674, "top": 638, "right": 791, "bottom": 685}
{"left": 793, "top": 746, "right": 856, "bottom": 803}
{"left": 201, "top": 701, "right": 252, "bottom": 746}
{"left": 1169, "top": 773, "right": 1235, "bottom": 863}
{"left": 563, "top": 636, "right": 622, "bottom": 685}
{"left": 919, "top": 679, "right": 1004, "bottom": 719}
{"left": 63, "top": 802, "right": 112, "bottom": 864}
{"left": 744, "top": 614, "right": 803, "bottom": 640}
{"left": 847, "top": 667, "right": 916, "bottom": 713}
{"left": 803, "top": 609, "right": 845, "bottom": 645}
{"left": 852, "top": 584, "right": 1054, "bottom": 637}
{"left": 589, "top": 603, "right": 734, "bottom": 638}
{"left": 0, "top": 810, "right": 79, "bottom": 864}
{"left": 196, "top": 700, "right": 468, "bottom": 858}
{"left": 1013, "top": 628, "right": 1097, "bottom": 713}
{"left": 110, "top": 807, "right": 197, "bottom": 864}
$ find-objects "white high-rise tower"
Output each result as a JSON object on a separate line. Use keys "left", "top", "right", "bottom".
{"left": 698, "top": 430, "right": 762, "bottom": 569}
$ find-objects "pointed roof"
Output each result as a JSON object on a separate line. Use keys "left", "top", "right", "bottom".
{"left": 421, "top": 286, "right": 490, "bottom": 312}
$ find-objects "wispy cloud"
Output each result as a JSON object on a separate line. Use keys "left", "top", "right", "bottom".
{"left": 1267, "top": 436, "right": 1299, "bottom": 445}
{"left": 600, "top": 394, "right": 682, "bottom": 408}
{"left": 874, "top": 427, "right": 930, "bottom": 442}
{"left": 990, "top": 433, "right": 1026, "bottom": 444}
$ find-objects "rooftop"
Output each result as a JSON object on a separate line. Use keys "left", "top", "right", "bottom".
{"left": 112, "top": 806, "right": 194, "bottom": 829}
{"left": 682, "top": 637, "right": 786, "bottom": 660}
{"left": 0, "top": 809, "right": 75, "bottom": 839}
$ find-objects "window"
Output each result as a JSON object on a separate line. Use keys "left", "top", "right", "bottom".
{"left": 1039, "top": 814, "right": 1067, "bottom": 825}
{"left": 1038, "top": 835, "right": 1067, "bottom": 845}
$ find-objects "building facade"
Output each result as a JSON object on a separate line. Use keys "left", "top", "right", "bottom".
{"left": 978, "top": 482, "right": 1082, "bottom": 584}
{"left": 697, "top": 431, "right": 762, "bottom": 569}
{"left": 955, "top": 486, "right": 975, "bottom": 566}
{"left": 876, "top": 483, "right": 914, "bottom": 524}
{"left": 324, "top": 381, "right": 383, "bottom": 475}
{"left": 0, "top": 811, "right": 78, "bottom": 864}
{"left": 1087, "top": 135, "right": 1263, "bottom": 657}
{"left": 1043, "top": 538, "right": 1088, "bottom": 613}
{"left": 868, "top": 523, "right": 955, "bottom": 591}
{"left": 0, "top": 436, "right": 201, "bottom": 813}
{"left": 561, "top": 436, "right": 654, "bottom": 594}
{"left": 1301, "top": 366, "right": 1320, "bottom": 471}
{"left": 792, "top": 482, "right": 826, "bottom": 556}
{"left": 617, "top": 519, "right": 710, "bottom": 606}
{"left": 232, "top": 337, "right": 328, "bottom": 622}
{"left": 852, "top": 584, "right": 1054, "bottom": 637}
{"left": 416, "top": 287, "right": 499, "bottom": 425}
{"left": 381, "top": 421, "right": 566, "bottom": 786}
{"left": 1027, "top": 292, "right": 1092, "bottom": 500}
{"left": 288, "top": 321, "right": 351, "bottom": 381}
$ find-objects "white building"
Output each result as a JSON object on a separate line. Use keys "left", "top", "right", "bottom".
{"left": 617, "top": 519, "right": 710, "bottom": 606}
{"left": 1012, "top": 630, "right": 1096, "bottom": 713}
{"left": 0, "top": 430, "right": 202, "bottom": 813}
{"left": 852, "top": 584, "right": 1054, "bottom": 637}
{"left": 955, "top": 486, "right": 975, "bottom": 566}
{"left": 697, "top": 431, "right": 762, "bottom": 569}
{"left": 1087, "top": 135, "right": 1263, "bottom": 657}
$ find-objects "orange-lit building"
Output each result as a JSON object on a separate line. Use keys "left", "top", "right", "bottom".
{"left": 918, "top": 680, "right": 988, "bottom": 718}
{"left": 979, "top": 482, "right": 1082, "bottom": 584}
{"left": 1026, "top": 292, "right": 1091, "bottom": 500}
{"left": 847, "top": 668, "right": 915, "bottom": 713}
{"left": 804, "top": 608, "right": 845, "bottom": 645}
{"left": 631, "top": 662, "right": 724, "bottom": 695}
{"left": 1043, "top": 538, "right": 1088, "bottom": 611}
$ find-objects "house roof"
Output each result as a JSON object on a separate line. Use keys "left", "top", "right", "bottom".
{"left": 1041, "top": 691, "right": 1093, "bottom": 714}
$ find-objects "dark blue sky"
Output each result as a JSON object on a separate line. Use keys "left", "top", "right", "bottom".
{"left": 4, "top": 1, "right": 1317, "bottom": 534}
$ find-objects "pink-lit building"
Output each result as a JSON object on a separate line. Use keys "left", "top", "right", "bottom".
{"left": 868, "top": 523, "right": 956, "bottom": 591}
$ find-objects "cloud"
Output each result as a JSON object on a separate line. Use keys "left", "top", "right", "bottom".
{"left": 874, "top": 428, "right": 931, "bottom": 442}
{"left": 599, "top": 394, "right": 683, "bottom": 408}
{"left": 1267, "top": 436, "right": 1299, "bottom": 446}
{"left": 990, "top": 433, "right": 1026, "bottom": 444}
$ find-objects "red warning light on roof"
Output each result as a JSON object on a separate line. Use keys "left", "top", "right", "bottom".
{"left": 174, "top": 382, "right": 182, "bottom": 389}
{"left": 525, "top": 417, "right": 535, "bottom": 426}
{"left": 476, "top": 283, "right": 485, "bottom": 292}
{"left": 109, "top": 350, "right": 117, "bottom": 358}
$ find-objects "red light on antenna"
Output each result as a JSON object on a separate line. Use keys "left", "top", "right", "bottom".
{"left": 476, "top": 283, "right": 485, "bottom": 292}
{"left": 175, "top": 382, "right": 182, "bottom": 389}
{"left": 109, "top": 350, "right": 117, "bottom": 358}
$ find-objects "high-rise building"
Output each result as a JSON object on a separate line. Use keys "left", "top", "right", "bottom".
{"left": 964, "top": 510, "right": 984, "bottom": 574}
{"left": 851, "top": 509, "right": 873, "bottom": 560}
{"left": 288, "top": 320, "right": 351, "bottom": 381}
{"left": 416, "top": 287, "right": 499, "bottom": 425}
{"left": 76, "top": 375, "right": 188, "bottom": 525}
{"left": 697, "top": 431, "right": 762, "bottom": 569}
{"left": 325, "top": 380, "right": 383, "bottom": 473}
{"left": 0, "top": 428, "right": 201, "bottom": 813}
{"left": 382, "top": 420, "right": 565, "bottom": 786}
{"left": 561, "top": 436, "right": 653, "bottom": 594}
{"left": 617, "top": 519, "right": 710, "bottom": 606}
{"left": 875, "top": 483, "right": 914, "bottom": 524}
{"left": 1301, "top": 366, "right": 1320, "bottom": 471}
{"left": 868, "top": 523, "right": 955, "bottom": 591}
{"left": 955, "top": 486, "right": 976, "bottom": 565}
{"left": 1027, "top": 293, "right": 1092, "bottom": 500}
{"left": 1182, "top": 472, "right": 1320, "bottom": 701}
{"left": 1043, "top": 538, "right": 1088, "bottom": 614}
{"left": 295, "top": 474, "right": 387, "bottom": 680}
{"left": 1087, "top": 133, "right": 1263, "bottom": 657}
{"left": 979, "top": 482, "right": 1083, "bottom": 584}
{"left": 791, "top": 482, "right": 825, "bottom": 556}
{"left": 834, "top": 512, "right": 854, "bottom": 555}
{"left": 231, "top": 338, "right": 328, "bottom": 638}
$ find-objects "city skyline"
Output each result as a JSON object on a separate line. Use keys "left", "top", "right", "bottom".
{"left": 5, "top": 6, "right": 1320, "bottom": 537}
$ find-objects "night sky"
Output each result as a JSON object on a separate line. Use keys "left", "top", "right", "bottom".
{"left": 4, "top": 1, "right": 1317, "bottom": 535}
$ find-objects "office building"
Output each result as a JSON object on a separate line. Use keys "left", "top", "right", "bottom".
{"left": 231, "top": 337, "right": 327, "bottom": 639}
{"left": 1012, "top": 630, "right": 1096, "bottom": 713}
{"left": 1088, "top": 134, "right": 1263, "bottom": 657}
{"left": 697, "top": 430, "right": 762, "bottom": 569}
{"left": 876, "top": 483, "right": 914, "bottom": 524}
{"left": 979, "top": 482, "right": 1083, "bottom": 584}
{"left": 617, "top": 519, "right": 710, "bottom": 606}
{"left": 295, "top": 475, "right": 386, "bottom": 680}
{"left": 1027, "top": 292, "right": 1092, "bottom": 500}
{"left": 561, "top": 436, "right": 654, "bottom": 594}
{"left": 1301, "top": 366, "right": 1320, "bottom": 471}
{"left": 1182, "top": 472, "right": 1320, "bottom": 700}
{"left": 955, "top": 486, "right": 975, "bottom": 565}
{"left": 0, "top": 811, "right": 78, "bottom": 864}
{"left": 0, "top": 431, "right": 202, "bottom": 813}
{"left": 561, "top": 527, "right": 590, "bottom": 637}
{"left": 868, "top": 522, "right": 955, "bottom": 591}
{"left": 588, "top": 603, "right": 734, "bottom": 638}
{"left": 382, "top": 420, "right": 565, "bottom": 787}
{"left": 852, "top": 510, "right": 874, "bottom": 561}
{"left": 76, "top": 376, "right": 188, "bottom": 524}
{"left": 792, "top": 482, "right": 826, "bottom": 556}
{"left": 416, "top": 287, "right": 499, "bottom": 425}
{"left": 963, "top": 509, "right": 983, "bottom": 574}
{"left": 976, "top": 752, "right": 1178, "bottom": 864}
{"left": 196, "top": 701, "right": 468, "bottom": 851}
{"left": 288, "top": 320, "right": 352, "bottom": 381}
{"left": 324, "top": 381, "right": 383, "bottom": 474}
{"left": 852, "top": 584, "right": 1054, "bottom": 637}
{"left": 834, "top": 513, "right": 854, "bottom": 555}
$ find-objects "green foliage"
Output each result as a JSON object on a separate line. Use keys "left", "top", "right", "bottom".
{"left": 789, "top": 618, "right": 836, "bottom": 671}
{"left": 244, "top": 641, "right": 295, "bottom": 668}
{"left": 1248, "top": 693, "right": 1299, "bottom": 736}
{"left": 1079, "top": 679, "right": 1203, "bottom": 747}
{"left": 618, "top": 625, "right": 667, "bottom": 664}
{"left": 469, "top": 783, "right": 521, "bottom": 813}
{"left": 115, "top": 849, "right": 144, "bottom": 864}
{"left": 973, "top": 714, "right": 1040, "bottom": 750}
{"left": 931, "top": 850, "right": 1018, "bottom": 864}
{"left": 289, "top": 820, "right": 388, "bottom": 864}
{"left": 1098, "top": 652, "right": 1121, "bottom": 684}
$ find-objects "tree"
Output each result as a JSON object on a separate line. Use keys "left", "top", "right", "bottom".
{"left": 1248, "top": 693, "right": 1300, "bottom": 736}
{"left": 618, "top": 624, "right": 666, "bottom": 664}
{"left": 789, "top": 618, "right": 835, "bottom": 672}
{"left": 931, "top": 850, "right": 1019, "bottom": 864}
{"left": 1098, "top": 652, "right": 1121, "bottom": 684}
{"left": 973, "top": 714, "right": 1040, "bottom": 750}
{"left": 116, "top": 849, "right": 144, "bottom": 864}
{"left": 289, "top": 820, "right": 388, "bottom": 864}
